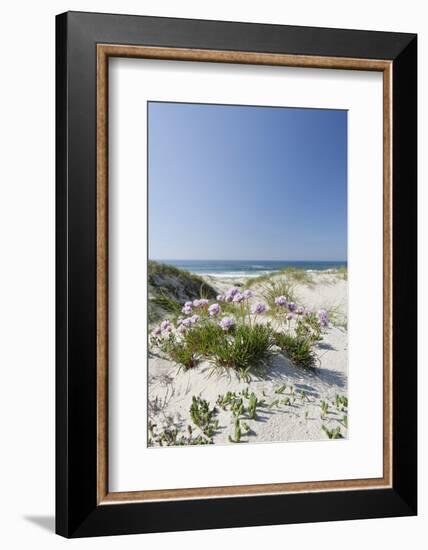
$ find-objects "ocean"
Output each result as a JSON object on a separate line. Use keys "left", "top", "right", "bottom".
{"left": 154, "top": 260, "right": 347, "bottom": 278}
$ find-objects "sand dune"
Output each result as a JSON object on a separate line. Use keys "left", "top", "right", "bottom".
{"left": 148, "top": 271, "right": 348, "bottom": 446}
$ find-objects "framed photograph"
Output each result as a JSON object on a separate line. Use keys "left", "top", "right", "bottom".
{"left": 56, "top": 11, "right": 417, "bottom": 538}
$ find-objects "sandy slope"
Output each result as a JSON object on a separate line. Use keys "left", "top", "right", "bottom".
{"left": 148, "top": 271, "right": 348, "bottom": 446}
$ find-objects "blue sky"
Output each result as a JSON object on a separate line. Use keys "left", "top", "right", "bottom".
{"left": 148, "top": 102, "right": 347, "bottom": 261}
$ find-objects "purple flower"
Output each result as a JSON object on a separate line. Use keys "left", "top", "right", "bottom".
{"left": 243, "top": 289, "right": 253, "bottom": 299}
{"left": 226, "top": 287, "right": 239, "bottom": 299}
{"left": 296, "top": 306, "right": 305, "bottom": 315}
{"left": 274, "top": 295, "right": 287, "bottom": 307}
{"left": 232, "top": 292, "right": 244, "bottom": 303}
{"left": 182, "top": 317, "right": 193, "bottom": 327}
{"left": 251, "top": 302, "right": 267, "bottom": 315}
{"left": 194, "top": 298, "right": 208, "bottom": 308}
{"left": 287, "top": 302, "right": 296, "bottom": 312}
{"left": 217, "top": 294, "right": 225, "bottom": 302}
{"left": 286, "top": 313, "right": 295, "bottom": 321}
{"left": 184, "top": 301, "right": 193, "bottom": 307}
{"left": 152, "top": 326, "right": 162, "bottom": 337}
{"left": 208, "top": 303, "right": 220, "bottom": 316}
{"left": 182, "top": 305, "right": 192, "bottom": 315}
{"left": 160, "top": 320, "right": 171, "bottom": 331}
{"left": 318, "top": 309, "right": 329, "bottom": 327}
{"left": 177, "top": 324, "right": 187, "bottom": 334}
{"left": 219, "top": 316, "right": 234, "bottom": 331}
{"left": 190, "top": 314, "right": 200, "bottom": 324}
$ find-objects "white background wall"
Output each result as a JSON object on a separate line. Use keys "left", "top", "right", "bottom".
{"left": 0, "top": 0, "right": 424, "bottom": 547}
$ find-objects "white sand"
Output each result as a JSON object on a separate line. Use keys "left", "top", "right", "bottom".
{"left": 148, "top": 271, "right": 348, "bottom": 446}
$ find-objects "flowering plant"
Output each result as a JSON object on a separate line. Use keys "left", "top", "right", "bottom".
{"left": 151, "top": 284, "right": 328, "bottom": 373}
{"left": 219, "top": 316, "right": 234, "bottom": 331}
{"left": 208, "top": 303, "right": 221, "bottom": 316}
{"left": 251, "top": 302, "right": 268, "bottom": 315}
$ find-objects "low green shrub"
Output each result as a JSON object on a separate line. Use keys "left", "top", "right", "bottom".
{"left": 189, "top": 396, "right": 219, "bottom": 438}
{"left": 321, "top": 425, "right": 343, "bottom": 439}
{"left": 216, "top": 389, "right": 266, "bottom": 420}
{"left": 160, "top": 335, "right": 199, "bottom": 370}
{"left": 148, "top": 422, "right": 213, "bottom": 446}
{"left": 295, "top": 312, "right": 323, "bottom": 342}
{"left": 151, "top": 282, "right": 330, "bottom": 375}
{"left": 182, "top": 321, "right": 225, "bottom": 357}
{"left": 208, "top": 323, "right": 274, "bottom": 371}
{"left": 274, "top": 332, "right": 316, "bottom": 369}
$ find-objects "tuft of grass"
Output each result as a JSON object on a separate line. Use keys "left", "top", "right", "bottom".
{"left": 159, "top": 321, "right": 274, "bottom": 374}
{"left": 151, "top": 291, "right": 182, "bottom": 316}
{"left": 148, "top": 260, "right": 216, "bottom": 322}
{"left": 209, "top": 323, "right": 274, "bottom": 372}
{"left": 261, "top": 278, "right": 297, "bottom": 310}
{"left": 148, "top": 261, "right": 215, "bottom": 293}
{"left": 274, "top": 332, "right": 316, "bottom": 369}
{"left": 244, "top": 267, "right": 314, "bottom": 289}
{"left": 335, "top": 266, "right": 348, "bottom": 281}
{"left": 182, "top": 321, "right": 225, "bottom": 357}
{"left": 160, "top": 335, "right": 199, "bottom": 370}
{"left": 295, "top": 312, "right": 323, "bottom": 342}
{"left": 280, "top": 267, "right": 314, "bottom": 285}
{"left": 148, "top": 260, "right": 216, "bottom": 312}
{"left": 244, "top": 272, "right": 275, "bottom": 288}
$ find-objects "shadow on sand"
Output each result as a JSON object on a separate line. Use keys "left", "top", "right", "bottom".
{"left": 257, "top": 354, "right": 347, "bottom": 392}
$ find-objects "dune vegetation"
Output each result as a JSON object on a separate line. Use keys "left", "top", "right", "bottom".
{"left": 148, "top": 263, "right": 348, "bottom": 447}
{"left": 148, "top": 260, "right": 217, "bottom": 322}
{"left": 150, "top": 284, "right": 329, "bottom": 375}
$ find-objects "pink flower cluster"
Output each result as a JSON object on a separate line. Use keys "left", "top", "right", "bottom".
{"left": 274, "top": 296, "right": 308, "bottom": 316}
{"left": 208, "top": 303, "right": 220, "bottom": 316}
{"left": 217, "top": 287, "right": 253, "bottom": 303}
{"left": 181, "top": 298, "right": 209, "bottom": 315}
{"left": 219, "top": 316, "right": 234, "bottom": 331}
{"left": 152, "top": 319, "right": 173, "bottom": 338}
{"left": 176, "top": 314, "right": 200, "bottom": 334}
{"left": 317, "top": 309, "right": 329, "bottom": 327}
{"left": 274, "top": 295, "right": 330, "bottom": 327}
{"left": 251, "top": 302, "right": 268, "bottom": 315}
{"left": 274, "top": 295, "right": 298, "bottom": 312}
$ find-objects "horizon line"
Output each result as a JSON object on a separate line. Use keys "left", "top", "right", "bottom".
{"left": 150, "top": 258, "right": 347, "bottom": 263}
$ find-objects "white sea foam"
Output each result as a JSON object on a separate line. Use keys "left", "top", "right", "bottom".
{"left": 198, "top": 270, "right": 275, "bottom": 279}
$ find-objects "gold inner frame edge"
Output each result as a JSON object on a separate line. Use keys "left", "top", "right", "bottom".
{"left": 96, "top": 44, "right": 393, "bottom": 505}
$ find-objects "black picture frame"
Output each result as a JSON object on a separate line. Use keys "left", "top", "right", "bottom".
{"left": 56, "top": 11, "right": 417, "bottom": 538}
